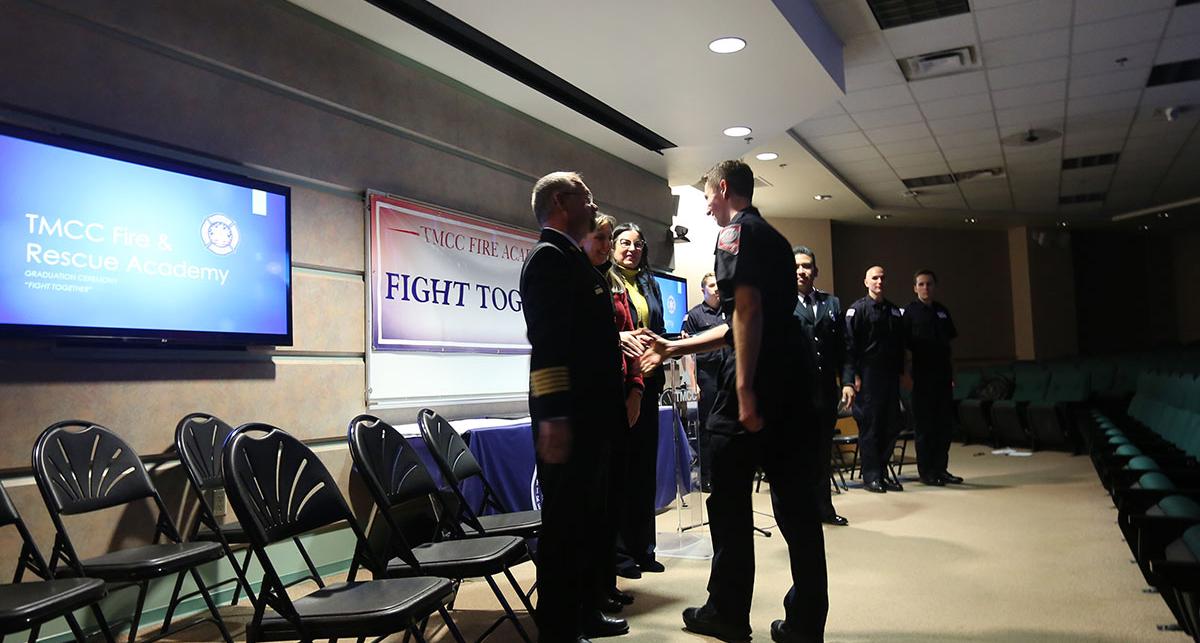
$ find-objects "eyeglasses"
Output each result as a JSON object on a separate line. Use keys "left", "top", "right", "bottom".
{"left": 559, "top": 191, "right": 595, "bottom": 206}
{"left": 617, "top": 238, "right": 646, "bottom": 250}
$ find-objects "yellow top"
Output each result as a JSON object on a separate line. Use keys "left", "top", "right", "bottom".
{"left": 618, "top": 266, "right": 649, "bottom": 329}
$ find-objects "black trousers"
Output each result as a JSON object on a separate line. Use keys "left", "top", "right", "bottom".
{"left": 697, "top": 369, "right": 719, "bottom": 487}
{"left": 705, "top": 428, "right": 828, "bottom": 637}
{"left": 536, "top": 441, "right": 609, "bottom": 642}
{"left": 853, "top": 364, "right": 900, "bottom": 484}
{"left": 912, "top": 372, "right": 954, "bottom": 479}
{"left": 813, "top": 385, "right": 839, "bottom": 519}
{"left": 618, "top": 373, "right": 663, "bottom": 564}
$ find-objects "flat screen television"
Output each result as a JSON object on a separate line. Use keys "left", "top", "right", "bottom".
{"left": 652, "top": 270, "right": 687, "bottom": 338}
{"left": 0, "top": 123, "right": 292, "bottom": 345}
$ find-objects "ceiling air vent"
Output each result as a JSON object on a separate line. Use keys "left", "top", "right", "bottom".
{"left": 899, "top": 46, "right": 980, "bottom": 81}
{"left": 901, "top": 167, "right": 1004, "bottom": 188}
{"left": 954, "top": 167, "right": 1005, "bottom": 182}
{"left": 1062, "top": 153, "right": 1120, "bottom": 170}
{"left": 1059, "top": 193, "right": 1106, "bottom": 205}
{"left": 866, "top": 0, "right": 971, "bottom": 30}
{"left": 1178, "top": 0, "right": 1199, "bottom": 7}
{"left": 1147, "top": 58, "right": 1200, "bottom": 87}
{"left": 753, "top": 176, "right": 773, "bottom": 189}
{"left": 902, "top": 173, "right": 956, "bottom": 189}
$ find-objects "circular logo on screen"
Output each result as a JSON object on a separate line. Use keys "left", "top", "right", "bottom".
{"left": 666, "top": 295, "right": 678, "bottom": 316}
{"left": 201, "top": 214, "right": 239, "bottom": 256}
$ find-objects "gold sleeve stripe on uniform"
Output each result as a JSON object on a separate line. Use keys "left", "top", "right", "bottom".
{"left": 530, "top": 367, "right": 570, "bottom": 397}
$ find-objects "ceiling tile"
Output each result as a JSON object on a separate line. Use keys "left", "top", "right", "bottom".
{"left": 857, "top": 179, "right": 908, "bottom": 194}
{"left": 1067, "top": 90, "right": 1142, "bottom": 117}
{"left": 1065, "top": 109, "right": 1135, "bottom": 133}
{"left": 992, "top": 80, "right": 1068, "bottom": 109}
{"left": 896, "top": 163, "right": 953, "bottom": 179}
{"left": 808, "top": 101, "right": 848, "bottom": 119}
{"left": 980, "top": 29, "right": 1071, "bottom": 67}
{"left": 844, "top": 60, "right": 907, "bottom": 92}
{"left": 995, "top": 101, "right": 1065, "bottom": 128}
{"left": 987, "top": 58, "right": 1069, "bottom": 91}
{"left": 1156, "top": 35, "right": 1200, "bottom": 65}
{"left": 836, "top": 156, "right": 894, "bottom": 173}
{"left": 808, "top": 130, "right": 872, "bottom": 151}
{"left": 815, "top": 0, "right": 879, "bottom": 38}
{"left": 1060, "top": 166, "right": 1116, "bottom": 192}
{"left": 1074, "top": 0, "right": 1174, "bottom": 25}
{"left": 928, "top": 111, "right": 997, "bottom": 135}
{"left": 841, "top": 168, "right": 902, "bottom": 185}
{"left": 840, "top": 84, "right": 915, "bottom": 112}
{"left": 887, "top": 150, "right": 949, "bottom": 168}
{"left": 1125, "top": 121, "right": 1189, "bottom": 143}
{"left": 958, "top": 180, "right": 1011, "bottom": 195}
{"left": 1119, "top": 144, "right": 1184, "bottom": 164}
{"left": 1071, "top": 11, "right": 1170, "bottom": 55}
{"left": 1063, "top": 139, "right": 1127, "bottom": 158}
{"left": 1165, "top": 4, "right": 1200, "bottom": 38}
{"left": 918, "top": 92, "right": 994, "bottom": 120}
{"left": 909, "top": 71, "right": 990, "bottom": 102}
{"left": 949, "top": 155, "right": 1006, "bottom": 171}
{"left": 976, "top": 0, "right": 1073, "bottom": 42}
{"left": 936, "top": 128, "right": 1002, "bottom": 149}
{"left": 883, "top": 14, "right": 978, "bottom": 59}
{"left": 849, "top": 104, "right": 925, "bottom": 129}
{"left": 819, "top": 145, "right": 886, "bottom": 163}
{"left": 795, "top": 115, "right": 861, "bottom": 138}
{"left": 943, "top": 142, "right": 1003, "bottom": 160}
{"left": 1004, "top": 144, "right": 1063, "bottom": 166}
{"left": 842, "top": 31, "right": 895, "bottom": 66}
{"left": 1072, "top": 42, "right": 1160, "bottom": 77}
{"left": 1068, "top": 68, "right": 1151, "bottom": 99}
{"left": 916, "top": 193, "right": 969, "bottom": 209}
{"left": 973, "top": 0, "right": 1029, "bottom": 9}
{"left": 865, "top": 122, "right": 934, "bottom": 145}
{"left": 875, "top": 137, "right": 942, "bottom": 156}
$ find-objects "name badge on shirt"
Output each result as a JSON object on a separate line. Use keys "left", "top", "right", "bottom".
{"left": 594, "top": 286, "right": 605, "bottom": 295}
{"left": 937, "top": 311, "right": 948, "bottom": 319}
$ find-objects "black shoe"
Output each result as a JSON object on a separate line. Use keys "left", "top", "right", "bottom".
{"left": 864, "top": 480, "right": 887, "bottom": 493}
{"left": 941, "top": 471, "right": 964, "bottom": 484}
{"left": 581, "top": 612, "right": 629, "bottom": 638}
{"left": 883, "top": 479, "right": 904, "bottom": 492}
{"left": 600, "top": 597, "right": 623, "bottom": 614}
{"left": 615, "top": 563, "right": 642, "bottom": 579}
{"left": 770, "top": 619, "right": 809, "bottom": 643}
{"left": 920, "top": 475, "right": 945, "bottom": 486}
{"left": 637, "top": 559, "right": 665, "bottom": 573}
{"left": 821, "top": 513, "right": 849, "bottom": 526}
{"left": 610, "top": 588, "right": 634, "bottom": 605}
{"left": 682, "top": 605, "right": 751, "bottom": 641}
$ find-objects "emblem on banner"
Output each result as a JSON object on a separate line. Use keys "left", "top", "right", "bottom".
{"left": 530, "top": 466, "right": 543, "bottom": 510}
{"left": 201, "top": 213, "right": 239, "bottom": 256}
{"left": 717, "top": 224, "right": 741, "bottom": 255}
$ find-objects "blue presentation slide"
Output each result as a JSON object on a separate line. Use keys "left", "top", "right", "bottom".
{"left": 0, "top": 131, "right": 290, "bottom": 337}
{"left": 655, "top": 273, "right": 687, "bottom": 335}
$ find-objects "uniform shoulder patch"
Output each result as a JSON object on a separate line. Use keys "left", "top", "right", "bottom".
{"left": 717, "top": 224, "right": 742, "bottom": 255}
{"left": 845, "top": 307, "right": 855, "bottom": 317}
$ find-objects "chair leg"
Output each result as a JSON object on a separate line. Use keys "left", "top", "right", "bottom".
{"left": 232, "top": 546, "right": 257, "bottom": 606}
{"left": 292, "top": 536, "right": 326, "bottom": 588}
{"left": 89, "top": 598, "right": 118, "bottom": 643}
{"left": 438, "top": 606, "right": 468, "bottom": 643}
{"left": 26, "top": 623, "right": 40, "bottom": 643}
{"left": 127, "top": 581, "right": 149, "bottom": 643}
{"left": 503, "top": 566, "right": 536, "bottom": 615}
{"left": 161, "top": 569, "right": 188, "bottom": 634}
{"left": 190, "top": 567, "right": 235, "bottom": 643}
{"left": 486, "top": 574, "right": 533, "bottom": 642}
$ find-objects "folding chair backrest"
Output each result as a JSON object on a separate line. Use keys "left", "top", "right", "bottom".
{"left": 175, "top": 413, "right": 236, "bottom": 492}
{"left": 223, "top": 423, "right": 358, "bottom": 547}
{"left": 348, "top": 415, "right": 440, "bottom": 507}
{"left": 0, "top": 483, "right": 51, "bottom": 580}
{"left": 33, "top": 421, "right": 155, "bottom": 516}
{"left": 0, "top": 483, "right": 19, "bottom": 528}
{"left": 417, "top": 409, "right": 483, "bottom": 485}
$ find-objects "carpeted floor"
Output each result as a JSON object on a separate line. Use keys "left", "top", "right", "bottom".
{"left": 160, "top": 443, "right": 1189, "bottom": 642}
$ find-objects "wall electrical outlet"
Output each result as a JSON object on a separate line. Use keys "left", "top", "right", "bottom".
{"left": 209, "top": 488, "right": 227, "bottom": 518}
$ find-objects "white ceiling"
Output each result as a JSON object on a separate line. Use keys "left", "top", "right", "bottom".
{"left": 289, "top": 0, "right": 1200, "bottom": 227}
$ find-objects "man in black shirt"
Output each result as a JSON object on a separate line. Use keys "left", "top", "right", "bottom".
{"left": 645, "top": 160, "right": 827, "bottom": 643}
{"left": 844, "top": 266, "right": 905, "bottom": 494}
{"left": 793, "top": 246, "right": 853, "bottom": 525}
{"left": 903, "top": 269, "right": 961, "bottom": 485}
{"left": 682, "top": 272, "right": 728, "bottom": 491}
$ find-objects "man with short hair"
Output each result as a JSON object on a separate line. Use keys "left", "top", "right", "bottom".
{"left": 645, "top": 160, "right": 827, "bottom": 643}
{"left": 793, "top": 246, "right": 853, "bottom": 526}
{"left": 521, "top": 171, "right": 629, "bottom": 642}
{"left": 844, "top": 266, "right": 906, "bottom": 493}
{"left": 682, "top": 272, "right": 728, "bottom": 491}
{"left": 903, "top": 269, "right": 961, "bottom": 485}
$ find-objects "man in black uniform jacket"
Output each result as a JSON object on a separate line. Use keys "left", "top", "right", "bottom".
{"left": 645, "top": 160, "right": 827, "bottom": 643}
{"left": 844, "top": 266, "right": 906, "bottom": 494}
{"left": 682, "top": 272, "right": 728, "bottom": 491}
{"left": 903, "top": 269, "right": 962, "bottom": 485}
{"left": 520, "top": 171, "right": 629, "bottom": 642}
{"left": 793, "top": 246, "right": 854, "bottom": 526}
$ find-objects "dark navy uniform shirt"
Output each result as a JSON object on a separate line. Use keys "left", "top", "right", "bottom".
{"left": 903, "top": 299, "right": 957, "bottom": 377}
{"left": 683, "top": 301, "right": 728, "bottom": 375}
{"left": 843, "top": 296, "right": 905, "bottom": 383}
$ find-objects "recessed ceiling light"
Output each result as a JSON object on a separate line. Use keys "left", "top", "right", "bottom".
{"left": 901, "top": 190, "right": 920, "bottom": 198}
{"left": 1138, "top": 224, "right": 1151, "bottom": 231}
{"left": 723, "top": 126, "right": 752, "bottom": 137}
{"left": 756, "top": 152, "right": 779, "bottom": 161}
{"left": 964, "top": 217, "right": 977, "bottom": 224}
{"left": 875, "top": 214, "right": 891, "bottom": 220}
{"left": 1157, "top": 211, "right": 1170, "bottom": 219}
{"left": 708, "top": 37, "right": 746, "bottom": 54}
{"left": 1057, "top": 221, "right": 1070, "bottom": 228}
{"left": 813, "top": 194, "right": 832, "bottom": 201}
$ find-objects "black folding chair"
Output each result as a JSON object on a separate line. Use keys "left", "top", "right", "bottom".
{"left": 223, "top": 422, "right": 465, "bottom": 643}
{"left": 416, "top": 409, "right": 540, "bottom": 539}
{"left": 348, "top": 414, "right": 535, "bottom": 642}
{"left": 174, "top": 412, "right": 326, "bottom": 608}
{"left": 31, "top": 420, "right": 233, "bottom": 643}
{"left": 0, "top": 482, "right": 113, "bottom": 642}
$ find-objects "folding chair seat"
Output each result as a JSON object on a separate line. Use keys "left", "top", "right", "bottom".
{"left": 347, "top": 414, "right": 534, "bottom": 642}
{"left": 223, "top": 422, "right": 465, "bottom": 643}
{"left": 174, "top": 413, "right": 326, "bottom": 608}
{"left": 830, "top": 428, "right": 858, "bottom": 491}
{"left": 0, "top": 482, "right": 112, "bottom": 642}
{"left": 31, "top": 420, "right": 233, "bottom": 643}
{"left": 417, "top": 410, "right": 540, "bottom": 539}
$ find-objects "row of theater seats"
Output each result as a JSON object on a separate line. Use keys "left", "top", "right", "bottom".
{"left": 956, "top": 362, "right": 1091, "bottom": 450}
{"left": 1085, "top": 370, "right": 1200, "bottom": 640}
{"left": 0, "top": 411, "right": 540, "bottom": 642}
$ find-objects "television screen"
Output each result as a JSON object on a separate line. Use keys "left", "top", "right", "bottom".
{"left": 0, "top": 124, "right": 292, "bottom": 345}
{"left": 653, "top": 270, "right": 687, "bottom": 337}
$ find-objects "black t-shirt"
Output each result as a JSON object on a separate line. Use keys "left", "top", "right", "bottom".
{"left": 683, "top": 301, "right": 727, "bottom": 375}
{"left": 844, "top": 296, "right": 905, "bottom": 381}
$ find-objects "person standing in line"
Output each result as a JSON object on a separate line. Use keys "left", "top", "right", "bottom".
{"left": 903, "top": 269, "right": 962, "bottom": 486}
{"left": 644, "top": 160, "right": 827, "bottom": 643}
{"left": 793, "top": 246, "right": 853, "bottom": 526}
{"left": 682, "top": 272, "right": 728, "bottom": 492}
{"left": 844, "top": 266, "right": 906, "bottom": 494}
{"left": 520, "top": 172, "right": 629, "bottom": 642}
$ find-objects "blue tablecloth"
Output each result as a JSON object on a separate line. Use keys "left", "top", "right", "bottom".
{"left": 412, "top": 407, "right": 692, "bottom": 513}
